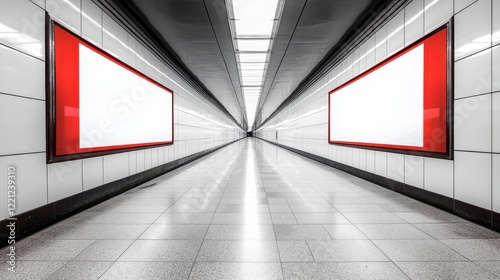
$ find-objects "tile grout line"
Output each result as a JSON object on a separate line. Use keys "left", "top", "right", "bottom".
{"left": 185, "top": 142, "right": 242, "bottom": 279}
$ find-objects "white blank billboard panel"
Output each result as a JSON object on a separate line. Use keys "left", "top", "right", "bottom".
{"left": 329, "top": 45, "right": 424, "bottom": 147}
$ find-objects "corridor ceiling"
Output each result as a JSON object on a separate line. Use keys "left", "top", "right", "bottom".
{"left": 100, "top": 0, "right": 393, "bottom": 130}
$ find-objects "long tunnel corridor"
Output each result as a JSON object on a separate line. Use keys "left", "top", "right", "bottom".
{"left": 2, "top": 138, "right": 500, "bottom": 279}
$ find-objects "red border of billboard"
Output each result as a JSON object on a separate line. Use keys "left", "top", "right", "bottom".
{"left": 53, "top": 23, "right": 174, "bottom": 156}
{"left": 328, "top": 26, "right": 448, "bottom": 154}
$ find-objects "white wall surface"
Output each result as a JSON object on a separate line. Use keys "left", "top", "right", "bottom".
{"left": 0, "top": 0, "right": 244, "bottom": 220}
{"left": 256, "top": 0, "right": 499, "bottom": 212}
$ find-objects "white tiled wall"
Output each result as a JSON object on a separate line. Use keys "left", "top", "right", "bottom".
{"left": 256, "top": 0, "right": 499, "bottom": 212}
{"left": 48, "top": 160, "right": 83, "bottom": 203}
{"left": 494, "top": 154, "right": 500, "bottom": 212}
{"left": 0, "top": 153, "right": 47, "bottom": 215}
{"left": 454, "top": 151, "right": 491, "bottom": 209}
{"left": 0, "top": 44, "right": 45, "bottom": 100}
{"left": 0, "top": 0, "right": 244, "bottom": 220}
{"left": 82, "top": 157, "right": 103, "bottom": 191}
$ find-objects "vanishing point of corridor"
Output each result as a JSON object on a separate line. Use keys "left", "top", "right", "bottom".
{"left": 2, "top": 138, "right": 500, "bottom": 279}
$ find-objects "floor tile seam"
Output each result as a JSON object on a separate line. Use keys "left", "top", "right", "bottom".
{"left": 259, "top": 141, "right": 351, "bottom": 214}
{"left": 256, "top": 142, "right": 287, "bottom": 277}
{"left": 391, "top": 259, "right": 500, "bottom": 279}
{"left": 187, "top": 145, "right": 245, "bottom": 279}
{"left": 303, "top": 240, "right": 317, "bottom": 262}
{"left": 16, "top": 238, "right": 97, "bottom": 276}
{"left": 472, "top": 260, "right": 500, "bottom": 278}
{"left": 348, "top": 222, "right": 403, "bottom": 270}
{"left": 146, "top": 147, "right": 237, "bottom": 233}
{"left": 258, "top": 141, "right": 318, "bottom": 198}
{"left": 105, "top": 149, "right": 235, "bottom": 278}
{"left": 435, "top": 238, "right": 500, "bottom": 262}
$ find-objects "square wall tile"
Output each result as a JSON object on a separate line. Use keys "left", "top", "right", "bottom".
{"left": 47, "top": 0, "right": 81, "bottom": 35}
{"left": 424, "top": 0, "right": 453, "bottom": 34}
{"left": 340, "top": 147, "right": 347, "bottom": 164}
{"left": 137, "top": 150, "right": 145, "bottom": 172}
{"left": 103, "top": 14, "right": 128, "bottom": 62}
{"left": 0, "top": 0, "right": 45, "bottom": 59}
{"left": 366, "top": 37, "right": 376, "bottom": 69}
{"left": 493, "top": 0, "right": 500, "bottom": 46}
{"left": 164, "top": 146, "right": 172, "bottom": 163}
{"left": 493, "top": 155, "right": 500, "bottom": 212}
{"left": 127, "top": 36, "right": 137, "bottom": 68}
{"left": 0, "top": 95, "right": 45, "bottom": 156}
{"left": 493, "top": 45, "right": 500, "bottom": 92}
{"left": 81, "top": 0, "right": 102, "bottom": 47}
{"left": 135, "top": 44, "right": 147, "bottom": 74}
{"left": 454, "top": 0, "right": 491, "bottom": 60}
{"left": 346, "top": 147, "right": 354, "bottom": 166}
{"left": 129, "top": 151, "right": 137, "bottom": 175}
{"left": 359, "top": 149, "right": 367, "bottom": 170}
{"left": 151, "top": 148, "right": 159, "bottom": 167}
{"left": 375, "top": 26, "right": 387, "bottom": 64}
{"left": 387, "top": 153, "right": 404, "bottom": 183}
{"left": 455, "top": 151, "right": 491, "bottom": 210}
{"left": 352, "top": 148, "right": 360, "bottom": 168}
{"left": 494, "top": 93, "right": 500, "bottom": 153}
{"left": 0, "top": 44, "right": 45, "bottom": 100}
{"left": 0, "top": 153, "right": 47, "bottom": 220}
{"left": 48, "top": 160, "right": 83, "bottom": 203}
{"left": 103, "top": 153, "right": 129, "bottom": 184}
{"left": 454, "top": 94, "right": 491, "bottom": 152}
{"left": 0, "top": 0, "right": 45, "bottom": 60}
{"left": 350, "top": 49, "right": 361, "bottom": 78}
{"left": 144, "top": 149, "right": 152, "bottom": 170}
{"left": 424, "top": 158, "right": 453, "bottom": 197}
{"left": 358, "top": 42, "right": 367, "bottom": 73}
{"left": 158, "top": 146, "right": 164, "bottom": 164}
{"left": 405, "top": 155, "right": 424, "bottom": 188}
{"left": 405, "top": 0, "right": 424, "bottom": 46}
{"left": 366, "top": 150, "right": 375, "bottom": 173}
{"left": 455, "top": 48, "right": 491, "bottom": 98}
{"left": 375, "top": 151, "right": 387, "bottom": 177}
{"left": 82, "top": 157, "right": 103, "bottom": 191}
{"left": 455, "top": 0, "right": 477, "bottom": 14}
{"left": 387, "top": 11, "right": 404, "bottom": 56}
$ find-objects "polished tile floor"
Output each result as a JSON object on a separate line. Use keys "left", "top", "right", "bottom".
{"left": 2, "top": 138, "right": 500, "bottom": 279}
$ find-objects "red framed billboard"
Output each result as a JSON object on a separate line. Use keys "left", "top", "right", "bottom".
{"left": 47, "top": 21, "right": 174, "bottom": 163}
{"left": 328, "top": 24, "right": 452, "bottom": 158}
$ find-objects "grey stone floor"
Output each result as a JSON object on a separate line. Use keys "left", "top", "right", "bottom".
{"left": 2, "top": 138, "right": 500, "bottom": 279}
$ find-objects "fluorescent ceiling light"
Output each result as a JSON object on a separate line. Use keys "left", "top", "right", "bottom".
{"left": 237, "top": 39, "right": 270, "bottom": 51}
{"left": 240, "top": 69, "right": 265, "bottom": 77}
{"left": 233, "top": 0, "right": 279, "bottom": 20}
{"left": 242, "top": 92, "right": 260, "bottom": 97}
{"left": 235, "top": 20, "right": 274, "bottom": 36}
{"left": 241, "top": 80, "right": 263, "bottom": 86}
{"left": 229, "top": 0, "right": 281, "bottom": 131}
{"left": 242, "top": 87, "right": 261, "bottom": 92}
{"left": 241, "top": 76, "right": 263, "bottom": 83}
{"left": 239, "top": 63, "right": 267, "bottom": 70}
{"left": 238, "top": 53, "right": 268, "bottom": 62}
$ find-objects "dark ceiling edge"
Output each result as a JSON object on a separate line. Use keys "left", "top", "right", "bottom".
{"left": 202, "top": 0, "right": 248, "bottom": 131}
{"left": 254, "top": 0, "right": 308, "bottom": 131}
{"left": 91, "top": 0, "right": 243, "bottom": 129}
{"left": 255, "top": 0, "right": 410, "bottom": 130}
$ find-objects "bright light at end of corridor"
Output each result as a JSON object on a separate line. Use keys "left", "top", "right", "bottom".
{"left": 227, "top": 0, "right": 283, "bottom": 131}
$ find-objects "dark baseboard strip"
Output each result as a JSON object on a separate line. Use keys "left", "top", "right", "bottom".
{"left": 494, "top": 212, "right": 500, "bottom": 231}
{"left": 258, "top": 138, "right": 497, "bottom": 233}
{"left": 455, "top": 200, "right": 493, "bottom": 226}
{"left": 0, "top": 138, "right": 244, "bottom": 248}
